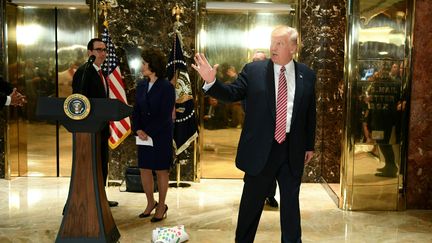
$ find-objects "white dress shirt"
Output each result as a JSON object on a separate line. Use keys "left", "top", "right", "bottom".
{"left": 5, "top": 96, "right": 11, "bottom": 106}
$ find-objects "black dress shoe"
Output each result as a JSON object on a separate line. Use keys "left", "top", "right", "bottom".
{"left": 108, "top": 200, "right": 119, "bottom": 207}
{"left": 151, "top": 205, "right": 168, "bottom": 222}
{"left": 376, "top": 167, "right": 397, "bottom": 173}
{"left": 138, "top": 202, "right": 158, "bottom": 218}
{"left": 375, "top": 172, "right": 397, "bottom": 178}
{"left": 376, "top": 167, "right": 386, "bottom": 172}
{"left": 265, "top": 197, "right": 279, "bottom": 208}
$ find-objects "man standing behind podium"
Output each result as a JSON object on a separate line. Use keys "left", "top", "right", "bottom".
{"left": 193, "top": 26, "right": 316, "bottom": 242}
{"left": 72, "top": 38, "right": 118, "bottom": 207}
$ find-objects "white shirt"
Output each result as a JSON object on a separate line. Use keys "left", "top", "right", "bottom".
{"left": 93, "top": 63, "right": 102, "bottom": 72}
{"left": 202, "top": 80, "right": 215, "bottom": 91}
{"left": 274, "top": 60, "right": 295, "bottom": 133}
{"left": 5, "top": 96, "right": 11, "bottom": 106}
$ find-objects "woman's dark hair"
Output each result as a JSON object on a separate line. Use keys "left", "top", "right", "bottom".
{"left": 141, "top": 48, "right": 167, "bottom": 78}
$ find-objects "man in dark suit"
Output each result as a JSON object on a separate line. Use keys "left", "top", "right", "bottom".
{"left": 1, "top": 77, "right": 27, "bottom": 109}
{"left": 72, "top": 38, "right": 118, "bottom": 207}
{"left": 193, "top": 26, "right": 316, "bottom": 243}
{"left": 252, "top": 50, "right": 279, "bottom": 208}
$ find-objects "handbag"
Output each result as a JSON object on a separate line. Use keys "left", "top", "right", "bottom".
{"left": 120, "top": 166, "right": 158, "bottom": 193}
{"left": 120, "top": 166, "right": 144, "bottom": 192}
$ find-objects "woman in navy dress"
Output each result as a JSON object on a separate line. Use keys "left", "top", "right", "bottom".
{"left": 132, "top": 48, "right": 175, "bottom": 222}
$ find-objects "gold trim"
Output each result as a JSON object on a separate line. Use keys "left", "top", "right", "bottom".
{"left": 63, "top": 94, "right": 91, "bottom": 120}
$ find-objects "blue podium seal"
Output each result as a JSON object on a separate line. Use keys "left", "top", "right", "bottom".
{"left": 63, "top": 94, "right": 91, "bottom": 120}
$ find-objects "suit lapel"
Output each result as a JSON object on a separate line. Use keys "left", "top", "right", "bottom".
{"left": 266, "top": 60, "right": 276, "bottom": 120}
{"left": 291, "top": 61, "right": 304, "bottom": 125}
{"left": 147, "top": 78, "right": 161, "bottom": 96}
{"left": 146, "top": 78, "right": 163, "bottom": 108}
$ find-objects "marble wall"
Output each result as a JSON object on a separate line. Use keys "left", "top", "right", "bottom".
{"left": 406, "top": 0, "right": 432, "bottom": 209}
{"left": 299, "top": 0, "right": 346, "bottom": 183}
{"left": 100, "top": 0, "right": 198, "bottom": 182}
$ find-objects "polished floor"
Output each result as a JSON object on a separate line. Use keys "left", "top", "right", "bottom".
{"left": 201, "top": 128, "right": 243, "bottom": 179}
{"left": 0, "top": 178, "right": 431, "bottom": 242}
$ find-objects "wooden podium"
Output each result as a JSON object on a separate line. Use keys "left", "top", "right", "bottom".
{"left": 36, "top": 96, "right": 132, "bottom": 243}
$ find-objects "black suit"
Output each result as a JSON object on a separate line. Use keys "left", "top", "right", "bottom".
{"left": 205, "top": 59, "right": 316, "bottom": 243}
{"left": 72, "top": 63, "right": 110, "bottom": 184}
{"left": 0, "top": 77, "right": 13, "bottom": 109}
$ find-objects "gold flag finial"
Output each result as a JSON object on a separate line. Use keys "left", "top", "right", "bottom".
{"left": 172, "top": 4, "right": 184, "bottom": 23}
{"left": 99, "top": 1, "right": 112, "bottom": 27}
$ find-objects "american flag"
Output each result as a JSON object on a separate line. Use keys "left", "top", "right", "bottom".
{"left": 101, "top": 25, "right": 132, "bottom": 149}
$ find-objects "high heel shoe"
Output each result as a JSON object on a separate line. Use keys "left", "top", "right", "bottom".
{"left": 138, "top": 201, "right": 158, "bottom": 218}
{"left": 151, "top": 205, "right": 168, "bottom": 222}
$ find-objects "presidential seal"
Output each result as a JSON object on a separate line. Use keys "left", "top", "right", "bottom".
{"left": 63, "top": 94, "right": 91, "bottom": 120}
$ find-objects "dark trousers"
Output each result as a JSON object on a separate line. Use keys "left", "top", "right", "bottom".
{"left": 268, "top": 180, "right": 277, "bottom": 198}
{"left": 235, "top": 138, "right": 302, "bottom": 243}
{"left": 377, "top": 125, "right": 396, "bottom": 172}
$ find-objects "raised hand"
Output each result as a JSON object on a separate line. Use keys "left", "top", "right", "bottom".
{"left": 191, "top": 53, "right": 219, "bottom": 83}
{"left": 10, "top": 88, "right": 27, "bottom": 107}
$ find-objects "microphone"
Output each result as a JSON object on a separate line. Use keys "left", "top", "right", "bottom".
{"left": 80, "top": 55, "right": 96, "bottom": 94}
{"left": 87, "top": 55, "right": 96, "bottom": 64}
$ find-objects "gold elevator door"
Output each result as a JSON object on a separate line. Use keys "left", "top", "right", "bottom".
{"left": 6, "top": 4, "right": 91, "bottom": 177}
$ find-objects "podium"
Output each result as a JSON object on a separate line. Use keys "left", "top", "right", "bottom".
{"left": 36, "top": 96, "right": 133, "bottom": 243}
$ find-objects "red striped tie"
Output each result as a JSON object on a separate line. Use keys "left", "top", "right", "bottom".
{"left": 275, "top": 66, "right": 287, "bottom": 143}
{"left": 98, "top": 69, "right": 107, "bottom": 94}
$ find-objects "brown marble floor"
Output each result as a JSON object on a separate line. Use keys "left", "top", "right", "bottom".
{"left": 0, "top": 177, "right": 431, "bottom": 242}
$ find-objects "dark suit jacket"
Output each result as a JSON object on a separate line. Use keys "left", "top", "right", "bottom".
{"left": 72, "top": 63, "right": 109, "bottom": 133}
{"left": 0, "top": 77, "right": 13, "bottom": 109}
{"left": 132, "top": 78, "right": 175, "bottom": 165}
{"left": 206, "top": 59, "right": 316, "bottom": 177}
{"left": 72, "top": 64, "right": 108, "bottom": 98}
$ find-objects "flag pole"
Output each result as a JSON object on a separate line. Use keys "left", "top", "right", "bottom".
{"left": 169, "top": 4, "right": 192, "bottom": 188}
{"left": 99, "top": 1, "right": 132, "bottom": 187}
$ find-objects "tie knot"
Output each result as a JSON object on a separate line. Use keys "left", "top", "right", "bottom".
{"left": 280, "top": 66, "right": 286, "bottom": 73}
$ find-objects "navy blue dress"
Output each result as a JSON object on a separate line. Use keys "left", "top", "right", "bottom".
{"left": 132, "top": 78, "right": 175, "bottom": 170}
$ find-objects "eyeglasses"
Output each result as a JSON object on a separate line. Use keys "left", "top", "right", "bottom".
{"left": 93, "top": 48, "right": 107, "bottom": 53}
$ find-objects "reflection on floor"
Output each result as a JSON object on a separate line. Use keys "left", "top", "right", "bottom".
{"left": 348, "top": 145, "right": 401, "bottom": 210}
{"left": 201, "top": 128, "right": 243, "bottom": 179}
{"left": 1, "top": 177, "right": 431, "bottom": 242}
{"left": 10, "top": 122, "right": 72, "bottom": 177}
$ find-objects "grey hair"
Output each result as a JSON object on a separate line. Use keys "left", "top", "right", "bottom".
{"left": 272, "top": 25, "right": 298, "bottom": 44}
